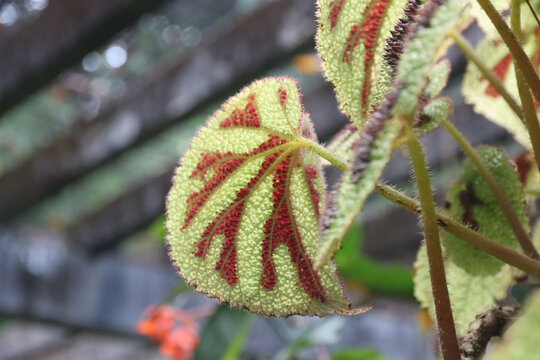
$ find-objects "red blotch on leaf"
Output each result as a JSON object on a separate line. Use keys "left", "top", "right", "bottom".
{"left": 260, "top": 155, "right": 326, "bottom": 302}
{"left": 278, "top": 88, "right": 287, "bottom": 109}
{"left": 485, "top": 53, "right": 513, "bottom": 98}
{"left": 328, "top": 0, "right": 345, "bottom": 30}
{"left": 220, "top": 94, "right": 260, "bottom": 128}
{"left": 342, "top": 0, "right": 391, "bottom": 110}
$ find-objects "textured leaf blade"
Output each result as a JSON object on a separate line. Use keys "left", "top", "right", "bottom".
{"left": 489, "top": 290, "right": 540, "bottom": 360}
{"left": 167, "top": 77, "right": 359, "bottom": 317}
{"left": 413, "top": 243, "right": 517, "bottom": 336}
{"left": 443, "top": 146, "right": 529, "bottom": 275}
{"left": 316, "top": 0, "right": 412, "bottom": 126}
{"left": 393, "top": 0, "right": 461, "bottom": 117}
{"left": 415, "top": 147, "right": 528, "bottom": 335}
{"left": 462, "top": 24, "right": 540, "bottom": 149}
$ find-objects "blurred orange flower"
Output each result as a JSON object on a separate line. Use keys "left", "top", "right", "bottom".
{"left": 136, "top": 304, "right": 212, "bottom": 360}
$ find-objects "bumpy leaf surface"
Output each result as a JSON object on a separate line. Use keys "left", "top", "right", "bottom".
{"left": 414, "top": 243, "right": 517, "bottom": 336}
{"left": 443, "top": 146, "right": 529, "bottom": 275}
{"left": 167, "top": 77, "right": 359, "bottom": 316}
{"left": 393, "top": 0, "right": 461, "bottom": 117}
{"left": 415, "top": 147, "right": 528, "bottom": 335}
{"left": 316, "top": 0, "right": 458, "bottom": 268}
{"left": 316, "top": 0, "right": 411, "bottom": 126}
{"left": 462, "top": 21, "right": 540, "bottom": 149}
{"left": 488, "top": 290, "right": 540, "bottom": 360}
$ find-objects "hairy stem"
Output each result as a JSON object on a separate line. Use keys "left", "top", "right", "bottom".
{"left": 449, "top": 29, "right": 523, "bottom": 121}
{"left": 300, "top": 138, "right": 348, "bottom": 171}
{"left": 406, "top": 137, "right": 460, "bottom": 360}
{"left": 374, "top": 181, "right": 540, "bottom": 277}
{"left": 474, "top": 0, "right": 540, "bottom": 102}
{"left": 511, "top": 0, "right": 540, "bottom": 173}
{"left": 443, "top": 120, "right": 539, "bottom": 260}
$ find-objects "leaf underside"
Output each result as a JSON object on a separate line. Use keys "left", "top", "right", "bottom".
{"left": 414, "top": 146, "right": 528, "bottom": 336}
{"left": 167, "top": 77, "right": 362, "bottom": 317}
{"left": 316, "top": 0, "right": 412, "bottom": 127}
{"left": 462, "top": 19, "right": 540, "bottom": 150}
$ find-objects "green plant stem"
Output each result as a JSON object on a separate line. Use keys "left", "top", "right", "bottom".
{"left": 474, "top": 0, "right": 540, "bottom": 102}
{"left": 312, "top": 138, "right": 540, "bottom": 276}
{"left": 449, "top": 29, "right": 524, "bottom": 121}
{"left": 406, "top": 137, "right": 460, "bottom": 360}
{"left": 300, "top": 138, "right": 348, "bottom": 171}
{"left": 374, "top": 181, "right": 540, "bottom": 277}
{"left": 442, "top": 120, "right": 539, "bottom": 260}
{"left": 511, "top": 0, "right": 540, "bottom": 173}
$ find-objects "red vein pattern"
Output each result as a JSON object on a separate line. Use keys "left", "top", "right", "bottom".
{"left": 342, "top": 0, "right": 391, "bottom": 110}
{"left": 278, "top": 88, "right": 287, "bottom": 109}
{"left": 304, "top": 166, "right": 321, "bottom": 219}
{"left": 485, "top": 53, "right": 513, "bottom": 98}
{"left": 190, "top": 135, "right": 287, "bottom": 285}
{"left": 220, "top": 93, "right": 260, "bottom": 128}
{"left": 260, "top": 155, "right": 326, "bottom": 301}
{"left": 328, "top": 0, "right": 345, "bottom": 30}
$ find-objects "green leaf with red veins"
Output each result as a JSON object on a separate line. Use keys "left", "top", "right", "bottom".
{"left": 462, "top": 23, "right": 540, "bottom": 150}
{"left": 166, "top": 77, "right": 364, "bottom": 317}
{"left": 316, "top": 0, "right": 413, "bottom": 126}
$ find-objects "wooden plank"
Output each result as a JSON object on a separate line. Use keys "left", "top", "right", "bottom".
{"left": 0, "top": 0, "right": 167, "bottom": 118}
{"left": 0, "top": 0, "right": 316, "bottom": 222}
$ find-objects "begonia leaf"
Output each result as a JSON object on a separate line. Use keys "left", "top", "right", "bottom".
{"left": 316, "top": 0, "right": 415, "bottom": 126}
{"left": 166, "top": 77, "right": 362, "bottom": 317}
{"left": 442, "top": 146, "right": 528, "bottom": 275}
{"left": 462, "top": 21, "right": 540, "bottom": 149}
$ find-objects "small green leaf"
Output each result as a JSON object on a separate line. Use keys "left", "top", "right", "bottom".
{"left": 462, "top": 23, "right": 540, "bottom": 149}
{"left": 316, "top": 0, "right": 413, "bottom": 126}
{"left": 332, "top": 348, "right": 392, "bottom": 360}
{"left": 167, "top": 77, "right": 360, "bottom": 316}
{"left": 489, "top": 290, "right": 540, "bottom": 360}
{"left": 414, "top": 97, "right": 452, "bottom": 136}
{"left": 442, "top": 146, "right": 528, "bottom": 275}
{"left": 413, "top": 243, "right": 516, "bottom": 336}
{"left": 193, "top": 305, "right": 252, "bottom": 360}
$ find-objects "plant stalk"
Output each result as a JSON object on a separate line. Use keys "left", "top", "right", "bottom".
{"left": 374, "top": 181, "right": 540, "bottom": 277}
{"left": 406, "top": 137, "right": 460, "bottom": 360}
{"left": 511, "top": 0, "right": 540, "bottom": 173}
{"left": 449, "top": 29, "right": 524, "bottom": 121}
{"left": 474, "top": 0, "right": 540, "bottom": 101}
{"left": 443, "top": 120, "right": 539, "bottom": 260}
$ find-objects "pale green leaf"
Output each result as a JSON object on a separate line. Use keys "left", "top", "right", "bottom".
{"left": 442, "top": 146, "right": 528, "bottom": 275}
{"left": 394, "top": 0, "right": 461, "bottom": 117}
{"left": 414, "top": 97, "right": 452, "bottom": 136}
{"left": 316, "top": 0, "right": 412, "bottom": 126}
{"left": 488, "top": 290, "right": 540, "bottom": 360}
{"left": 414, "top": 243, "right": 516, "bottom": 336}
{"left": 462, "top": 24, "right": 540, "bottom": 149}
{"left": 167, "top": 77, "right": 362, "bottom": 316}
{"left": 463, "top": 0, "right": 539, "bottom": 39}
